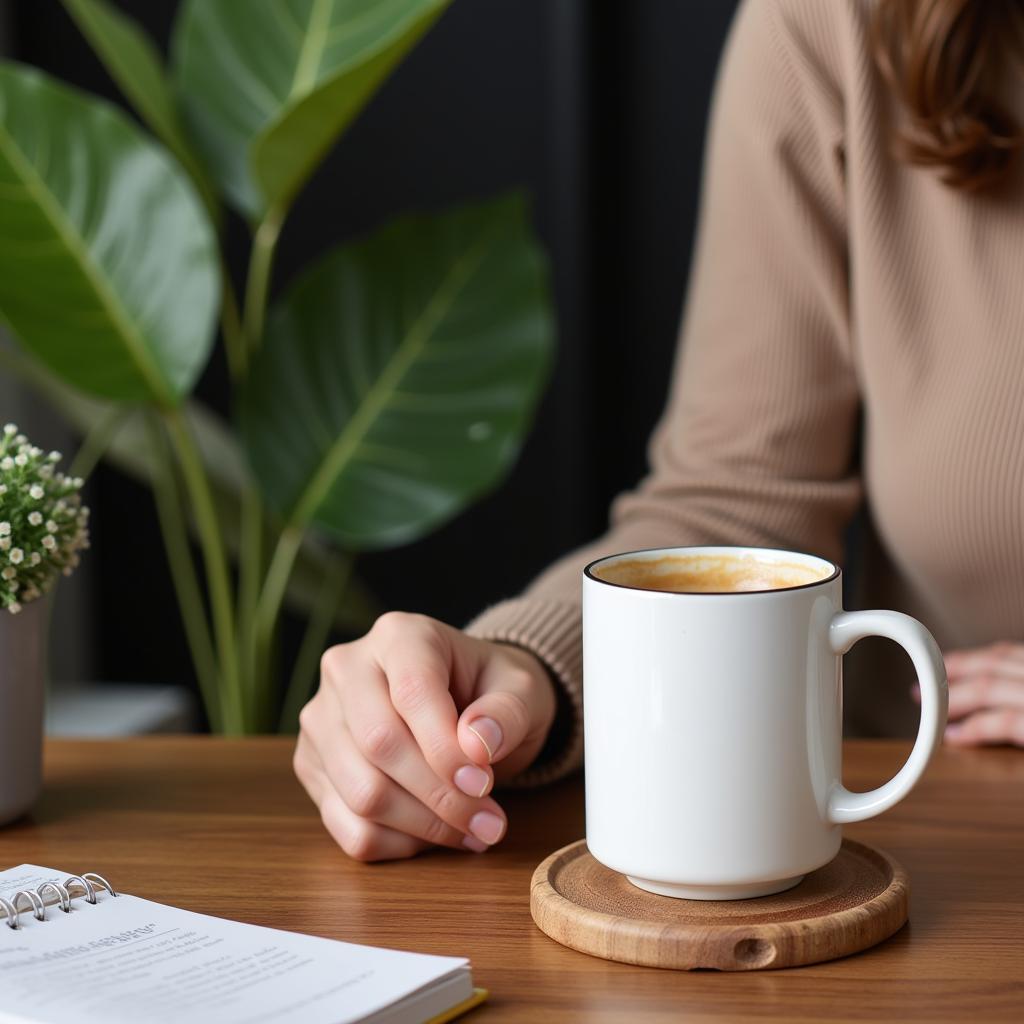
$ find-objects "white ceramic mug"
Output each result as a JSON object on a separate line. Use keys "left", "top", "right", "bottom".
{"left": 582, "top": 545, "right": 948, "bottom": 900}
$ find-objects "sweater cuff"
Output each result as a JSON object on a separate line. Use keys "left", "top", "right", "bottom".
{"left": 465, "top": 598, "right": 583, "bottom": 787}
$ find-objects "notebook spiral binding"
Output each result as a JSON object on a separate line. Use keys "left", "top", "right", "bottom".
{"left": 0, "top": 873, "right": 117, "bottom": 930}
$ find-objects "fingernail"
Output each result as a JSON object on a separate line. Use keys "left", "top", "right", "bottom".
{"left": 468, "top": 810, "right": 506, "bottom": 846}
{"left": 467, "top": 717, "right": 502, "bottom": 762}
{"left": 945, "top": 723, "right": 963, "bottom": 738}
{"left": 463, "top": 835, "right": 489, "bottom": 853}
{"left": 454, "top": 764, "right": 490, "bottom": 798}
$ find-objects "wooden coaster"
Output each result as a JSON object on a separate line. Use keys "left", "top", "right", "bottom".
{"left": 530, "top": 839, "right": 908, "bottom": 971}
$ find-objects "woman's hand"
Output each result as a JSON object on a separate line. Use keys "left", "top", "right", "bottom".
{"left": 934, "top": 642, "right": 1024, "bottom": 747}
{"left": 294, "top": 612, "right": 557, "bottom": 861}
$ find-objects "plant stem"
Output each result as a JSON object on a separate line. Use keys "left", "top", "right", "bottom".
{"left": 242, "top": 207, "right": 285, "bottom": 356}
{"left": 220, "top": 267, "right": 247, "bottom": 379}
{"left": 143, "top": 414, "right": 222, "bottom": 731}
{"left": 237, "top": 483, "right": 263, "bottom": 717}
{"left": 163, "top": 407, "right": 244, "bottom": 733}
{"left": 68, "top": 406, "right": 128, "bottom": 480}
{"left": 235, "top": 206, "right": 286, "bottom": 723}
{"left": 252, "top": 524, "right": 304, "bottom": 712}
{"left": 278, "top": 556, "right": 352, "bottom": 733}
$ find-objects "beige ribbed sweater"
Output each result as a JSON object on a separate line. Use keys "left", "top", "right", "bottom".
{"left": 469, "top": 0, "right": 1024, "bottom": 784}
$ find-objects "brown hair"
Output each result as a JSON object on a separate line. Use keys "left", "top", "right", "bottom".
{"left": 872, "top": 0, "right": 1024, "bottom": 192}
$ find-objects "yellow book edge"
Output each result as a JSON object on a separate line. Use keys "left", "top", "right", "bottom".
{"left": 424, "top": 986, "right": 488, "bottom": 1024}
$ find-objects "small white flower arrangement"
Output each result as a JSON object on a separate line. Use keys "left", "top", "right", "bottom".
{"left": 0, "top": 424, "right": 90, "bottom": 615}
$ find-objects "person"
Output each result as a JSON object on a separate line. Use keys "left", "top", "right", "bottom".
{"left": 294, "top": 0, "right": 1024, "bottom": 862}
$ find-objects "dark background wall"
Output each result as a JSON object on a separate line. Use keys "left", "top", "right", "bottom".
{"left": 7, "top": 0, "right": 740, "bottom": 705}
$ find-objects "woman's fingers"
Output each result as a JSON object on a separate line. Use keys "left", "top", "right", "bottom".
{"left": 934, "top": 643, "right": 1024, "bottom": 747}
{"left": 295, "top": 734, "right": 426, "bottom": 861}
{"left": 370, "top": 613, "right": 495, "bottom": 800}
{"left": 946, "top": 675, "right": 1024, "bottom": 719}
{"left": 944, "top": 709, "right": 1024, "bottom": 747}
{"left": 926, "top": 643, "right": 1024, "bottom": 747}
{"left": 296, "top": 714, "right": 487, "bottom": 858}
{"left": 944, "top": 643, "right": 1024, "bottom": 680}
{"left": 457, "top": 645, "right": 557, "bottom": 780}
{"left": 335, "top": 650, "right": 509, "bottom": 847}
{"left": 319, "top": 790, "right": 430, "bottom": 862}
{"left": 323, "top": 724, "right": 485, "bottom": 852}
{"left": 302, "top": 616, "right": 562, "bottom": 861}
{"left": 293, "top": 730, "right": 327, "bottom": 806}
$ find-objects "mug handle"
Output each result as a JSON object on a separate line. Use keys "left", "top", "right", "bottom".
{"left": 826, "top": 610, "right": 948, "bottom": 824}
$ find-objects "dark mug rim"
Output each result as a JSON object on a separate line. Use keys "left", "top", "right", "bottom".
{"left": 583, "top": 544, "right": 841, "bottom": 596}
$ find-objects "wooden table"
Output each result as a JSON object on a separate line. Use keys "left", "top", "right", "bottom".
{"left": 3, "top": 739, "right": 1022, "bottom": 1022}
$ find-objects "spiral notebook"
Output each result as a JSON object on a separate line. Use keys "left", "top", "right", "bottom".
{"left": 0, "top": 864, "right": 486, "bottom": 1024}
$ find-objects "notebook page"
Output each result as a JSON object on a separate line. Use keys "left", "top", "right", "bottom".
{"left": 0, "top": 865, "right": 469, "bottom": 1024}
{"left": 0, "top": 866, "right": 63, "bottom": 900}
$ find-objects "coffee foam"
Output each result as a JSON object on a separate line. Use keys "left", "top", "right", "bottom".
{"left": 593, "top": 553, "right": 830, "bottom": 594}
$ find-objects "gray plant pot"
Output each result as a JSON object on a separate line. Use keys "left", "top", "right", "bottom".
{"left": 0, "top": 596, "right": 48, "bottom": 825}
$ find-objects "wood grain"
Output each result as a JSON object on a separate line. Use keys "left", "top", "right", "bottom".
{"left": 530, "top": 838, "right": 908, "bottom": 970}
{"left": 1, "top": 739, "right": 1021, "bottom": 1021}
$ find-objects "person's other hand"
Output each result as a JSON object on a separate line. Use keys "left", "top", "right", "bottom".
{"left": 294, "top": 612, "right": 557, "bottom": 861}
{"left": 926, "top": 642, "right": 1024, "bottom": 747}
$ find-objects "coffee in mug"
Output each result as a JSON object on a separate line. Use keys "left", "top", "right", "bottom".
{"left": 593, "top": 551, "right": 831, "bottom": 593}
{"left": 583, "top": 545, "right": 948, "bottom": 900}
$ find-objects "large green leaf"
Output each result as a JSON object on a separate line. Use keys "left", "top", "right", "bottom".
{"left": 172, "top": 0, "right": 452, "bottom": 220}
{"left": 0, "top": 62, "right": 218, "bottom": 405}
{"left": 238, "top": 194, "right": 554, "bottom": 549}
{"left": 0, "top": 341, "right": 378, "bottom": 631}
{"left": 60, "top": 0, "right": 218, "bottom": 218}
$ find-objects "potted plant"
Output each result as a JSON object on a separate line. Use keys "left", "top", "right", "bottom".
{"left": 0, "top": 426, "right": 90, "bottom": 823}
{"left": 0, "top": 0, "right": 554, "bottom": 734}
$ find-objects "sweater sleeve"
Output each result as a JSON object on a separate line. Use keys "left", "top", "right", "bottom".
{"left": 467, "top": 0, "right": 862, "bottom": 785}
